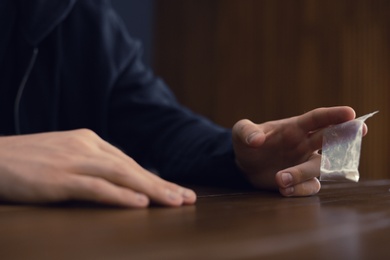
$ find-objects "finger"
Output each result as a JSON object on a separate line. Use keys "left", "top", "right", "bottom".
{"left": 58, "top": 174, "right": 150, "bottom": 208}
{"left": 275, "top": 153, "right": 321, "bottom": 196}
{"left": 146, "top": 173, "right": 197, "bottom": 205}
{"left": 297, "top": 106, "right": 356, "bottom": 133}
{"left": 72, "top": 148, "right": 195, "bottom": 207}
{"left": 279, "top": 178, "right": 321, "bottom": 197}
{"left": 75, "top": 156, "right": 188, "bottom": 207}
{"left": 126, "top": 171, "right": 196, "bottom": 206}
{"left": 69, "top": 133, "right": 195, "bottom": 206}
{"left": 232, "top": 119, "right": 266, "bottom": 147}
{"left": 149, "top": 182, "right": 196, "bottom": 206}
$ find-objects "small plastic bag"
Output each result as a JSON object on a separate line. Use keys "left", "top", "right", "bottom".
{"left": 320, "top": 111, "right": 378, "bottom": 182}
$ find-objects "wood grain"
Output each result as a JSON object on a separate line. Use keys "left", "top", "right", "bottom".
{"left": 1, "top": 180, "right": 390, "bottom": 259}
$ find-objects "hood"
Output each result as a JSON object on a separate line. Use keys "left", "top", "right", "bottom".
{"left": 19, "top": 0, "right": 77, "bottom": 46}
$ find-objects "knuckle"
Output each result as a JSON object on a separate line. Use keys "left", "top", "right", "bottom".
{"left": 111, "top": 165, "right": 130, "bottom": 180}
{"left": 75, "top": 128, "right": 99, "bottom": 139}
{"left": 70, "top": 177, "right": 105, "bottom": 198}
{"left": 291, "top": 168, "right": 304, "bottom": 183}
{"left": 63, "top": 129, "right": 102, "bottom": 150}
{"left": 236, "top": 119, "right": 252, "bottom": 130}
{"left": 233, "top": 119, "right": 251, "bottom": 131}
{"left": 147, "top": 178, "right": 171, "bottom": 196}
{"left": 235, "top": 120, "right": 259, "bottom": 139}
{"left": 86, "top": 178, "right": 107, "bottom": 191}
{"left": 314, "top": 107, "right": 326, "bottom": 113}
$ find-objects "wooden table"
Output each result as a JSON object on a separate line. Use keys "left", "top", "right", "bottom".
{"left": 1, "top": 180, "right": 390, "bottom": 259}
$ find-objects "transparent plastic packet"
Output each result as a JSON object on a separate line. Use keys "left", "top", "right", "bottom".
{"left": 320, "top": 111, "right": 378, "bottom": 182}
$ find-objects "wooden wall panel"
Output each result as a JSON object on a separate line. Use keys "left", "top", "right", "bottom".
{"left": 154, "top": 0, "right": 390, "bottom": 180}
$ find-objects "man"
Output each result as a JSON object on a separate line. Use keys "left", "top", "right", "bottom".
{"left": 0, "top": 0, "right": 365, "bottom": 207}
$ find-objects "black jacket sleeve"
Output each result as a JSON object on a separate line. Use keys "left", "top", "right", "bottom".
{"left": 101, "top": 2, "right": 248, "bottom": 186}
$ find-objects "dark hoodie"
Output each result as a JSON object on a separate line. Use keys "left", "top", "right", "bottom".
{"left": 0, "top": 0, "right": 246, "bottom": 186}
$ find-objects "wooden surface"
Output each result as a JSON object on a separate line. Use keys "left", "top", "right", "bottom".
{"left": 1, "top": 180, "right": 390, "bottom": 259}
{"left": 154, "top": 0, "right": 389, "bottom": 180}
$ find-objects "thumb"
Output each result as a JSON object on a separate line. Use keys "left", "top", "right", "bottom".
{"left": 232, "top": 119, "right": 266, "bottom": 147}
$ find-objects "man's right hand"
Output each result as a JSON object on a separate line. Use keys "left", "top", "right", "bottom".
{"left": 0, "top": 129, "right": 196, "bottom": 208}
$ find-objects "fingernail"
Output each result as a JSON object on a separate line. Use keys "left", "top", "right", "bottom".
{"left": 136, "top": 193, "right": 148, "bottom": 204}
{"left": 181, "top": 188, "right": 194, "bottom": 199}
{"left": 281, "top": 172, "right": 293, "bottom": 187}
{"left": 284, "top": 186, "right": 294, "bottom": 196}
{"left": 246, "top": 132, "right": 259, "bottom": 144}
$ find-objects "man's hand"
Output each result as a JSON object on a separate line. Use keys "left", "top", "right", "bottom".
{"left": 232, "top": 106, "right": 366, "bottom": 197}
{"left": 0, "top": 129, "right": 196, "bottom": 207}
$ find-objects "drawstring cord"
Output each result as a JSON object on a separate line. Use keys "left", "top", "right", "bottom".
{"left": 14, "top": 47, "right": 39, "bottom": 134}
